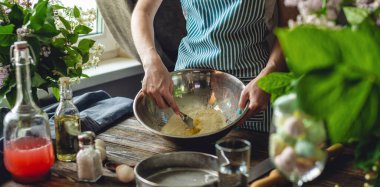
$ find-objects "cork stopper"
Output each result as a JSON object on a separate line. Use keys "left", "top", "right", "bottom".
{"left": 14, "top": 41, "right": 28, "bottom": 50}
{"left": 78, "top": 131, "right": 95, "bottom": 147}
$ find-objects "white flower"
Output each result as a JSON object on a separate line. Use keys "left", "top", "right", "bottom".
{"left": 308, "top": 0, "right": 323, "bottom": 12}
{"left": 40, "top": 46, "right": 51, "bottom": 58}
{"left": 83, "top": 43, "right": 103, "bottom": 70}
{"left": 0, "top": 65, "right": 10, "bottom": 88}
{"left": 285, "top": 0, "right": 301, "bottom": 7}
{"left": 16, "top": 27, "right": 32, "bottom": 39}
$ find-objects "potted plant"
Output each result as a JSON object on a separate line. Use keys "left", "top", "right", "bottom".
{"left": 0, "top": 0, "right": 103, "bottom": 106}
{"left": 259, "top": 0, "right": 380, "bottom": 186}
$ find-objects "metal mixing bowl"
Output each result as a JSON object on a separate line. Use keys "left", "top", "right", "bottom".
{"left": 133, "top": 69, "right": 247, "bottom": 145}
{"left": 134, "top": 151, "right": 218, "bottom": 187}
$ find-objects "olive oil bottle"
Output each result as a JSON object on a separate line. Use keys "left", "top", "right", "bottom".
{"left": 54, "top": 77, "right": 81, "bottom": 161}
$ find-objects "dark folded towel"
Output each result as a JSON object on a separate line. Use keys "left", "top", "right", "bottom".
{"left": 1, "top": 90, "right": 134, "bottom": 141}
{"left": 44, "top": 90, "right": 134, "bottom": 139}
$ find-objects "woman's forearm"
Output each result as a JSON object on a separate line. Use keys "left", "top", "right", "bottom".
{"left": 259, "top": 0, "right": 298, "bottom": 77}
{"left": 131, "top": 0, "right": 163, "bottom": 68}
{"left": 259, "top": 40, "right": 287, "bottom": 77}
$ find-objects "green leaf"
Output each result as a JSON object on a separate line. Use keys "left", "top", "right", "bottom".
{"left": 28, "top": 0, "right": 49, "bottom": 31}
{"left": 355, "top": 136, "right": 380, "bottom": 170}
{"left": 81, "top": 73, "right": 89, "bottom": 78}
{"left": 52, "top": 38, "right": 66, "bottom": 48}
{"left": 8, "top": 4, "right": 24, "bottom": 28}
{"left": 67, "top": 33, "right": 79, "bottom": 44}
{"left": 5, "top": 85, "right": 16, "bottom": 108}
{"left": 51, "top": 86, "right": 60, "bottom": 101}
{"left": 81, "top": 53, "right": 89, "bottom": 64}
{"left": 78, "top": 39, "right": 95, "bottom": 54}
{"left": 0, "top": 2, "right": 12, "bottom": 8}
{"left": 64, "top": 47, "right": 82, "bottom": 67}
{"left": 258, "top": 72, "right": 296, "bottom": 103}
{"left": 74, "top": 25, "right": 92, "bottom": 35}
{"left": 26, "top": 37, "right": 41, "bottom": 64}
{"left": 343, "top": 7, "right": 370, "bottom": 25}
{"left": 297, "top": 69, "right": 344, "bottom": 118}
{"left": 351, "top": 88, "right": 379, "bottom": 140}
{"left": 60, "top": 28, "right": 70, "bottom": 36}
{"left": 332, "top": 27, "right": 380, "bottom": 79}
{"left": 297, "top": 69, "right": 373, "bottom": 143}
{"left": 73, "top": 6, "right": 80, "bottom": 18}
{"left": 23, "top": 12, "right": 32, "bottom": 25}
{"left": 58, "top": 16, "right": 71, "bottom": 30}
{"left": 31, "top": 72, "right": 46, "bottom": 87}
{"left": 37, "top": 22, "right": 60, "bottom": 38}
{"left": 0, "top": 25, "right": 16, "bottom": 47}
{"left": 276, "top": 26, "right": 340, "bottom": 75}
{"left": 70, "top": 68, "right": 82, "bottom": 77}
{"left": 0, "top": 77, "right": 15, "bottom": 98}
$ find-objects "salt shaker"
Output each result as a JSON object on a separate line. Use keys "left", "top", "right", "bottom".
{"left": 76, "top": 131, "right": 103, "bottom": 182}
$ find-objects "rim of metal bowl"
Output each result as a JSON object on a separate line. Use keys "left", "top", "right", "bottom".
{"left": 134, "top": 151, "right": 217, "bottom": 187}
{"left": 133, "top": 69, "right": 248, "bottom": 139}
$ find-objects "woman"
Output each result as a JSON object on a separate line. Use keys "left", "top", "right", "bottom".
{"left": 131, "top": 0, "right": 297, "bottom": 132}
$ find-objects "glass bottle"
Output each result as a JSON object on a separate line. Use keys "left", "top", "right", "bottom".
{"left": 269, "top": 93, "right": 327, "bottom": 187}
{"left": 54, "top": 77, "right": 81, "bottom": 161}
{"left": 3, "top": 41, "right": 55, "bottom": 183}
{"left": 76, "top": 131, "right": 103, "bottom": 182}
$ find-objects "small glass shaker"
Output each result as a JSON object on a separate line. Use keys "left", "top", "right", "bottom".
{"left": 76, "top": 131, "right": 103, "bottom": 182}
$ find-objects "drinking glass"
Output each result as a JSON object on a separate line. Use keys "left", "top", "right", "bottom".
{"left": 216, "top": 138, "right": 251, "bottom": 187}
{"left": 269, "top": 93, "right": 327, "bottom": 187}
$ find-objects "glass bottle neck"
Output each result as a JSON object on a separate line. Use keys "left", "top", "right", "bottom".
{"left": 15, "top": 48, "right": 37, "bottom": 108}
{"left": 60, "top": 82, "right": 73, "bottom": 101}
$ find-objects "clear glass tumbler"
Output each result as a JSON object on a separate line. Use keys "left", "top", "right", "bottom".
{"left": 216, "top": 138, "right": 251, "bottom": 187}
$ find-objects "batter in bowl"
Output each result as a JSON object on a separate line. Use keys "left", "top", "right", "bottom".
{"left": 161, "top": 108, "right": 226, "bottom": 136}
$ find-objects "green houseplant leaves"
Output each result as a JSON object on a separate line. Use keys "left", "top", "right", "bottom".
{"left": 274, "top": 25, "right": 380, "bottom": 145}
{"left": 0, "top": 0, "right": 97, "bottom": 105}
{"left": 257, "top": 22, "right": 380, "bottom": 172}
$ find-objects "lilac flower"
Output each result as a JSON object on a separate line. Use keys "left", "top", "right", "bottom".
{"left": 4, "top": 8, "right": 11, "bottom": 15}
{"left": 285, "top": 0, "right": 343, "bottom": 27}
{"left": 0, "top": 65, "right": 10, "bottom": 88}
{"left": 285, "top": 0, "right": 301, "bottom": 7}
{"left": 327, "top": 0, "right": 343, "bottom": 20}
{"left": 16, "top": 27, "right": 32, "bottom": 39}
{"left": 356, "top": 0, "right": 371, "bottom": 8}
{"left": 377, "top": 16, "right": 380, "bottom": 26}
{"left": 40, "top": 46, "right": 51, "bottom": 58}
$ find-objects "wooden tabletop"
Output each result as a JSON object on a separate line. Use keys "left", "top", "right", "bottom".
{"left": 1, "top": 116, "right": 366, "bottom": 187}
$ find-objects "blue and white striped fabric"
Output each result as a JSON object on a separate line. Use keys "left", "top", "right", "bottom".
{"left": 175, "top": 0, "right": 275, "bottom": 132}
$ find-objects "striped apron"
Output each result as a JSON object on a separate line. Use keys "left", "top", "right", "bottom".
{"left": 175, "top": 0, "right": 274, "bottom": 132}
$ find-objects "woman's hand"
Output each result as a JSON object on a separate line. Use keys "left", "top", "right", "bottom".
{"left": 238, "top": 77, "right": 270, "bottom": 123}
{"left": 141, "top": 53, "right": 180, "bottom": 114}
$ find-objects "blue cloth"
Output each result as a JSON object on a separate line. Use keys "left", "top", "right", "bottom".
{"left": 44, "top": 90, "right": 134, "bottom": 139}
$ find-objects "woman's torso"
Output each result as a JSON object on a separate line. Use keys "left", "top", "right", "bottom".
{"left": 176, "top": 0, "right": 276, "bottom": 80}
